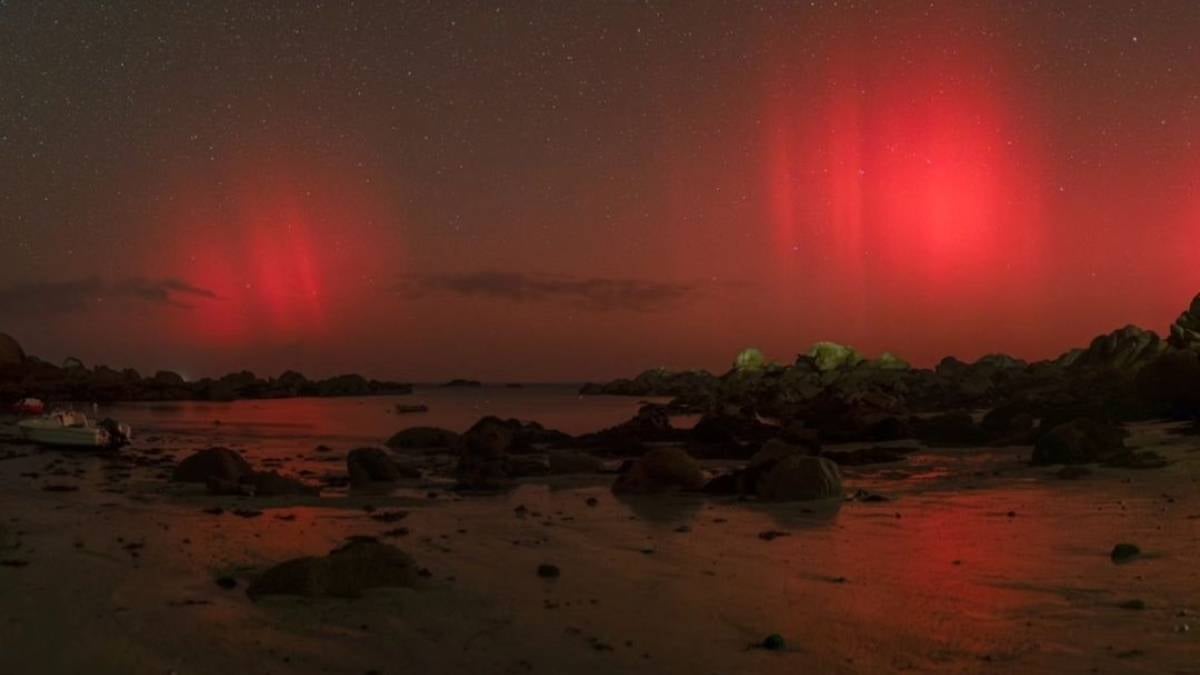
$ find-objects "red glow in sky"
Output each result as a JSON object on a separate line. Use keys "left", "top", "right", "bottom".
{"left": 4, "top": 3, "right": 1200, "bottom": 380}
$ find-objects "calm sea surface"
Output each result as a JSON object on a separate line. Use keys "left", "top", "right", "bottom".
{"left": 102, "top": 384, "right": 661, "bottom": 449}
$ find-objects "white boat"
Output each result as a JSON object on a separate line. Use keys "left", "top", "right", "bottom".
{"left": 17, "top": 411, "right": 132, "bottom": 449}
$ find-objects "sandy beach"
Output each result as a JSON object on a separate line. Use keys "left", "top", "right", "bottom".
{"left": 2, "top": 411, "right": 1197, "bottom": 675}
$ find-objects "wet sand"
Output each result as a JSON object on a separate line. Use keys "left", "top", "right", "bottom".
{"left": 1, "top": 421, "right": 1198, "bottom": 674}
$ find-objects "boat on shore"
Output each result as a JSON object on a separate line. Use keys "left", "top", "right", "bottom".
{"left": 17, "top": 411, "right": 132, "bottom": 449}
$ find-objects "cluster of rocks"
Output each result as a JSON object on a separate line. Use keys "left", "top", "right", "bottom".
{"left": 611, "top": 439, "right": 843, "bottom": 503}
{"left": 579, "top": 293, "right": 1200, "bottom": 436}
{"left": 171, "top": 447, "right": 319, "bottom": 496}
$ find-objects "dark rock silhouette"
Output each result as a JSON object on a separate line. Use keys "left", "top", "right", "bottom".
{"left": 247, "top": 539, "right": 419, "bottom": 599}
{"left": 172, "top": 448, "right": 253, "bottom": 484}
{"left": 1168, "top": 292, "right": 1200, "bottom": 351}
{"left": 611, "top": 447, "right": 705, "bottom": 494}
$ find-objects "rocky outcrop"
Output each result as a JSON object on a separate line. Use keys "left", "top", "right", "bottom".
{"left": 172, "top": 447, "right": 253, "bottom": 483}
{"left": 573, "top": 405, "right": 683, "bottom": 455}
{"left": 547, "top": 450, "right": 604, "bottom": 474}
{"left": 755, "top": 455, "right": 842, "bottom": 502}
{"left": 807, "top": 342, "right": 864, "bottom": 372}
{"left": 1168, "top": 292, "right": 1200, "bottom": 351}
{"left": 247, "top": 540, "right": 419, "bottom": 599}
{"left": 611, "top": 447, "right": 705, "bottom": 494}
{"left": 1134, "top": 349, "right": 1200, "bottom": 419}
{"left": 578, "top": 368, "right": 718, "bottom": 401}
{"left": 347, "top": 448, "right": 411, "bottom": 487}
{"left": 1066, "top": 325, "right": 1167, "bottom": 371}
{"left": 454, "top": 417, "right": 570, "bottom": 488}
{"left": 1031, "top": 419, "right": 1129, "bottom": 466}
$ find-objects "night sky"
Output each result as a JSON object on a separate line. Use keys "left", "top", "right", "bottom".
{"left": 2, "top": 1, "right": 1198, "bottom": 381}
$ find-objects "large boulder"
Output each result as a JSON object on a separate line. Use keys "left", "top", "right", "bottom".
{"left": 455, "top": 417, "right": 561, "bottom": 489}
{"left": 1031, "top": 418, "right": 1128, "bottom": 466}
{"left": 807, "top": 342, "right": 864, "bottom": 372}
{"left": 347, "top": 447, "right": 405, "bottom": 486}
{"left": 0, "top": 333, "right": 24, "bottom": 368}
{"left": 755, "top": 455, "right": 843, "bottom": 502}
{"left": 611, "top": 447, "right": 705, "bottom": 494}
{"left": 734, "top": 347, "right": 768, "bottom": 373}
{"left": 247, "top": 540, "right": 419, "bottom": 599}
{"left": 1069, "top": 325, "right": 1166, "bottom": 371}
{"left": 1135, "top": 348, "right": 1200, "bottom": 419}
{"left": 386, "top": 426, "right": 460, "bottom": 451}
{"left": 1168, "top": 292, "right": 1200, "bottom": 351}
{"left": 547, "top": 450, "right": 604, "bottom": 474}
{"left": 172, "top": 447, "right": 253, "bottom": 483}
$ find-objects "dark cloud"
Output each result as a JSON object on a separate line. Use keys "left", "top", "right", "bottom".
{"left": 0, "top": 277, "right": 217, "bottom": 317}
{"left": 399, "top": 271, "right": 702, "bottom": 312}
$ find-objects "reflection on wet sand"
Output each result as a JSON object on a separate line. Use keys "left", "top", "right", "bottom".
{"left": 0, "top": 409, "right": 1196, "bottom": 674}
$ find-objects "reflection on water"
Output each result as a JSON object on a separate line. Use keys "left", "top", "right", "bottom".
{"left": 101, "top": 385, "right": 665, "bottom": 449}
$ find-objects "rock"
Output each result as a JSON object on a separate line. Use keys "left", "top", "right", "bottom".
{"left": 687, "top": 411, "right": 780, "bottom": 458}
{"left": 734, "top": 347, "right": 768, "bottom": 372}
{"left": 536, "top": 563, "right": 560, "bottom": 578}
{"left": 385, "top": 426, "right": 460, "bottom": 451}
{"left": 547, "top": 450, "right": 604, "bottom": 474}
{"left": 611, "top": 447, "right": 705, "bottom": 494}
{"left": 0, "top": 333, "right": 24, "bottom": 368}
{"left": 247, "top": 471, "right": 320, "bottom": 496}
{"left": 749, "top": 438, "right": 810, "bottom": 471}
{"left": 578, "top": 368, "right": 718, "bottom": 400}
{"left": 761, "top": 634, "right": 786, "bottom": 651}
{"left": 247, "top": 540, "right": 419, "bottom": 599}
{"left": 171, "top": 447, "right": 253, "bottom": 484}
{"left": 755, "top": 455, "right": 842, "bottom": 502}
{"left": 807, "top": 341, "right": 864, "bottom": 372}
{"left": 1110, "top": 543, "right": 1141, "bottom": 564}
{"left": 442, "top": 379, "right": 482, "bottom": 388}
{"left": 874, "top": 352, "right": 910, "bottom": 370}
{"left": 215, "top": 576, "right": 238, "bottom": 590}
{"left": 701, "top": 472, "right": 741, "bottom": 495}
{"left": 316, "top": 373, "right": 372, "bottom": 396}
{"left": 1134, "top": 349, "right": 1200, "bottom": 419}
{"left": 347, "top": 448, "right": 405, "bottom": 486}
{"left": 1168, "top": 292, "right": 1200, "bottom": 351}
{"left": 1069, "top": 325, "right": 1167, "bottom": 371}
{"left": 1031, "top": 418, "right": 1128, "bottom": 466}
{"left": 914, "top": 411, "right": 987, "bottom": 446}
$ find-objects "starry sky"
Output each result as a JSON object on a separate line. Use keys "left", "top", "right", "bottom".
{"left": 1, "top": 1, "right": 1198, "bottom": 381}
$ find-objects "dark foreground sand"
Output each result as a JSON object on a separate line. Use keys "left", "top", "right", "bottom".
{"left": 1, "top": 422, "right": 1198, "bottom": 674}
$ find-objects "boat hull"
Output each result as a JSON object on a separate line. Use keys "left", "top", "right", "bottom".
{"left": 17, "top": 423, "right": 108, "bottom": 448}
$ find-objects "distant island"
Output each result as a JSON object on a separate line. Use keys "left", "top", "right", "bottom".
{"left": 0, "top": 340, "right": 411, "bottom": 403}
